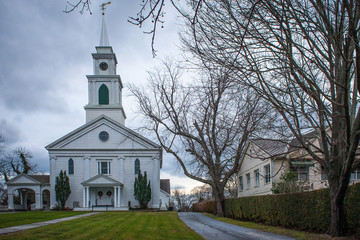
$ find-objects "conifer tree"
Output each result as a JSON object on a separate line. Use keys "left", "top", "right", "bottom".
{"left": 55, "top": 170, "right": 71, "bottom": 209}
{"left": 134, "top": 170, "right": 151, "bottom": 208}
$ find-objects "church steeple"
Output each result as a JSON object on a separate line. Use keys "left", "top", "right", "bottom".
{"left": 99, "top": 14, "right": 109, "bottom": 46}
{"left": 84, "top": 7, "right": 126, "bottom": 125}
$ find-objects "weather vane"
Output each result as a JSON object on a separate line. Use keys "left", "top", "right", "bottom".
{"left": 100, "top": 1, "right": 111, "bottom": 15}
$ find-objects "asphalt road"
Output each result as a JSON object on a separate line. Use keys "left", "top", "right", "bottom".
{"left": 178, "top": 212, "right": 295, "bottom": 240}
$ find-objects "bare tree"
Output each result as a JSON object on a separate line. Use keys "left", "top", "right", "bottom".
{"left": 190, "top": 184, "right": 213, "bottom": 202}
{"left": 172, "top": 189, "right": 196, "bottom": 211}
{"left": 179, "top": 0, "right": 360, "bottom": 236}
{"left": 130, "top": 60, "right": 273, "bottom": 216}
{"left": 0, "top": 147, "right": 38, "bottom": 182}
{"left": 63, "top": 0, "right": 203, "bottom": 57}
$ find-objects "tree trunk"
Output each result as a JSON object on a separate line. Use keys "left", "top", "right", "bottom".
{"left": 329, "top": 182, "right": 347, "bottom": 236}
{"left": 213, "top": 187, "right": 224, "bottom": 217}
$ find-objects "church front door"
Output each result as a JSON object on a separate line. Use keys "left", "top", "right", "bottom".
{"left": 95, "top": 187, "right": 114, "bottom": 206}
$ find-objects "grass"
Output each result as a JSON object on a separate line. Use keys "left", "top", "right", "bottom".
{"left": 0, "top": 212, "right": 203, "bottom": 240}
{"left": 0, "top": 211, "right": 87, "bottom": 228}
{"left": 203, "top": 213, "right": 355, "bottom": 240}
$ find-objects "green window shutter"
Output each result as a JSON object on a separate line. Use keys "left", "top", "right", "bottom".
{"left": 99, "top": 84, "right": 109, "bottom": 105}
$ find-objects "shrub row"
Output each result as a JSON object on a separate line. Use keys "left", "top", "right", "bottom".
{"left": 193, "top": 183, "right": 360, "bottom": 235}
{"left": 192, "top": 200, "right": 216, "bottom": 214}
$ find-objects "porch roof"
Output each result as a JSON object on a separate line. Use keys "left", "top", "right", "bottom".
{"left": 290, "top": 160, "right": 314, "bottom": 166}
{"left": 81, "top": 174, "right": 123, "bottom": 187}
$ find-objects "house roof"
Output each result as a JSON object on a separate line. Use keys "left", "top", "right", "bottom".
{"left": 251, "top": 139, "right": 289, "bottom": 157}
{"left": 27, "top": 175, "right": 50, "bottom": 184}
{"left": 6, "top": 174, "right": 50, "bottom": 186}
{"left": 288, "top": 130, "right": 319, "bottom": 152}
{"left": 160, "top": 179, "right": 170, "bottom": 194}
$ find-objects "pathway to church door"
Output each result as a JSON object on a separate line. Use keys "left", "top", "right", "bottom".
{"left": 96, "top": 187, "right": 113, "bottom": 206}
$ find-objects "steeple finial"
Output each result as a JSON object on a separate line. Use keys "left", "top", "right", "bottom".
{"left": 99, "top": 2, "right": 111, "bottom": 46}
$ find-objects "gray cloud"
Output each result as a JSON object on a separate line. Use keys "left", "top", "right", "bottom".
{"left": 0, "top": 1, "right": 198, "bottom": 191}
{"left": 0, "top": 119, "right": 21, "bottom": 145}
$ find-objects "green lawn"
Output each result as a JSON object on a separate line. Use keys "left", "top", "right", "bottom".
{"left": 0, "top": 212, "right": 203, "bottom": 240}
{"left": 0, "top": 211, "right": 87, "bottom": 228}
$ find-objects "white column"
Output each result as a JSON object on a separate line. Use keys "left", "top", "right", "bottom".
{"left": 93, "top": 81, "right": 97, "bottom": 104}
{"left": 152, "top": 157, "right": 160, "bottom": 208}
{"left": 113, "top": 186, "right": 117, "bottom": 207}
{"left": 115, "top": 81, "right": 120, "bottom": 104}
{"left": 35, "top": 192, "right": 41, "bottom": 210}
{"left": 83, "top": 186, "right": 86, "bottom": 207}
{"left": 118, "top": 186, "right": 121, "bottom": 208}
{"left": 118, "top": 157, "right": 124, "bottom": 183}
{"left": 111, "top": 80, "right": 116, "bottom": 104}
{"left": 8, "top": 193, "right": 13, "bottom": 210}
{"left": 86, "top": 186, "right": 90, "bottom": 207}
{"left": 84, "top": 155, "right": 90, "bottom": 180}
{"left": 50, "top": 156, "right": 57, "bottom": 208}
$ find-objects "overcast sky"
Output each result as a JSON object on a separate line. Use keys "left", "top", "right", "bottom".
{"left": 0, "top": 1, "right": 202, "bottom": 192}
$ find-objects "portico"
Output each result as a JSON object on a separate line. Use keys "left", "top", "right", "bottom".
{"left": 76, "top": 174, "right": 126, "bottom": 211}
{"left": 6, "top": 174, "right": 50, "bottom": 211}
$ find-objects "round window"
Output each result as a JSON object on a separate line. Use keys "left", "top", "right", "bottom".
{"left": 99, "top": 131, "right": 109, "bottom": 142}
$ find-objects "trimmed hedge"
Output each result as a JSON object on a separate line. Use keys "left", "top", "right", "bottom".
{"left": 192, "top": 201, "right": 216, "bottom": 214}
{"left": 193, "top": 183, "right": 360, "bottom": 235}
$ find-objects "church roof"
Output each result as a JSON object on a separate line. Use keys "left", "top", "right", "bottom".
{"left": 45, "top": 115, "right": 162, "bottom": 164}
{"left": 46, "top": 115, "right": 160, "bottom": 149}
{"left": 160, "top": 179, "right": 170, "bottom": 194}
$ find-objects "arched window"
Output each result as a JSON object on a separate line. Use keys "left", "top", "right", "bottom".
{"left": 135, "top": 159, "right": 140, "bottom": 174}
{"left": 99, "top": 84, "right": 109, "bottom": 105}
{"left": 68, "top": 158, "right": 74, "bottom": 175}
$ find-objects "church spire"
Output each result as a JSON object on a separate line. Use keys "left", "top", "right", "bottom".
{"left": 85, "top": 1, "right": 126, "bottom": 125}
{"left": 99, "top": 2, "right": 111, "bottom": 46}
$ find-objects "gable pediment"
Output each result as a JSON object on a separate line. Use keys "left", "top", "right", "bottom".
{"left": 46, "top": 115, "right": 160, "bottom": 151}
{"left": 7, "top": 174, "right": 41, "bottom": 186}
{"left": 82, "top": 175, "right": 123, "bottom": 186}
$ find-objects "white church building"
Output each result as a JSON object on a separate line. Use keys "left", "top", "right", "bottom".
{"left": 7, "top": 14, "right": 169, "bottom": 211}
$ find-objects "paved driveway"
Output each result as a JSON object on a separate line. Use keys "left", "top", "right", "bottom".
{"left": 178, "top": 212, "right": 294, "bottom": 240}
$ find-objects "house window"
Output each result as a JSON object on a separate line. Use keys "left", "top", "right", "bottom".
{"left": 239, "top": 176, "right": 243, "bottom": 191}
{"left": 99, "top": 84, "right": 109, "bottom": 105}
{"left": 246, "top": 173, "right": 251, "bottom": 189}
{"left": 291, "top": 166, "right": 309, "bottom": 181}
{"left": 350, "top": 169, "right": 360, "bottom": 180}
{"left": 264, "top": 164, "right": 271, "bottom": 184}
{"left": 68, "top": 158, "right": 74, "bottom": 175}
{"left": 135, "top": 159, "right": 140, "bottom": 174}
{"left": 254, "top": 169, "right": 260, "bottom": 187}
{"left": 98, "top": 161, "right": 111, "bottom": 175}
